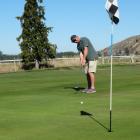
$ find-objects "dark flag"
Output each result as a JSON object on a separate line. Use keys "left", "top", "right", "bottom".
{"left": 105, "top": 0, "right": 119, "bottom": 24}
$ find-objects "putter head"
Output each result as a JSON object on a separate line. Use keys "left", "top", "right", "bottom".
{"left": 80, "top": 110, "right": 92, "bottom": 116}
{"left": 74, "top": 86, "right": 79, "bottom": 90}
{"left": 73, "top": 86, "right": 85, "bottom": 91}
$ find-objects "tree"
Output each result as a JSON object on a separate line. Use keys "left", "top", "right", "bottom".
{"left": 0, "top": 51, "right": 3, "bottom": 60}
{"left": 17, "top": 0, "right": 56, "bottom": 69}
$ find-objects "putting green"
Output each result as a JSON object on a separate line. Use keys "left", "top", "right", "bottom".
{"left": 0, "top": 65, "right": 140, "bottom": 140}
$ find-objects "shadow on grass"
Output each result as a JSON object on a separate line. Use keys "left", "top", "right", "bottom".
{"left": 64, "top": 86, "right": 85, "bottom": 92}
{"left": 80, "top": 110, "right": 110, "bottom": 132}
{"left": 89, "top": 116, "right": 110, "bottom": 132}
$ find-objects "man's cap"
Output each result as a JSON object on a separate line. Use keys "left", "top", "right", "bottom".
{"left": 70, "top": 35, "right": 77, "bottom": 42}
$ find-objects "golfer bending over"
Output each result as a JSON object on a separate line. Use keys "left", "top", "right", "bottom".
{"left": 70, "top": 35, "right": 98, "bottom": 93}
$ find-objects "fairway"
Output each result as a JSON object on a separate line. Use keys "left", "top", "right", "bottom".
{"left": 0, "top": 65, "right": 140, "bottom": 140}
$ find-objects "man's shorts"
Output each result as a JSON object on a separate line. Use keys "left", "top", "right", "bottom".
{"left": 84, "top": 60, "right": 97, "bottom": 74}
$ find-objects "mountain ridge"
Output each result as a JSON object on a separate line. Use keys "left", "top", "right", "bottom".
{"left": 103, "top": 35, "right": 140, "bottom": 56}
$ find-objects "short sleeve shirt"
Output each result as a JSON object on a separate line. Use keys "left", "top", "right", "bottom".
{"left": 77, "top": 37, "right": 98, "bottom": 61}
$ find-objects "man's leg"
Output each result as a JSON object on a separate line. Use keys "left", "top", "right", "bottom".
{"left": 86, "top": 73, "right": 91, "bottom": 89}
{"left": 88, "top": 60, "right": 97, "bottom": 89}
{"left": 88, "top": 72, "right": 95, "bottom": 89}
{"left": 85, "top": 61, "right": 97, "bottom": 93}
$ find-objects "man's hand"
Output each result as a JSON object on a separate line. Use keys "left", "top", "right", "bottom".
{"left": 80, "top": 58, "right": 86, "bottom": 66}
{"left": 80, "top": 47, "right": 88, "bottom": 66}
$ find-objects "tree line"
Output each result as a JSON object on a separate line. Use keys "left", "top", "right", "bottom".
{"left": 0, "top": 51, "right": 20, "bottom": 60}
{"left": 0, "top": 51, "right": 79, "bottom": 60}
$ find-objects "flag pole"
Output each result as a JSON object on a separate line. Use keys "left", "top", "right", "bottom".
{"left": 105, "top": 0, "right": 119, "bottom": 132}
{"left": 109, "top": 20, "right": 114, "bottom": 132}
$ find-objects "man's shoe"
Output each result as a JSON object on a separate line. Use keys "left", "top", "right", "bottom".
{"left": 86, "top": 88, "right": 96, "bottom": 94}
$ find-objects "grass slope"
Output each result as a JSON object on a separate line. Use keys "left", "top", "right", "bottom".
{"left": 0, "top": 65, "right": 140, "bottom": 140}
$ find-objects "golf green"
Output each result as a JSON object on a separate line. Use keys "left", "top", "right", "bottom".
{"left": 0, "top": 65, "right": 140, "bottom": 140}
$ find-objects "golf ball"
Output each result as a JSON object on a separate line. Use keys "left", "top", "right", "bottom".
{"left": 80, "top": 101, "right": 83, "bottom": 104}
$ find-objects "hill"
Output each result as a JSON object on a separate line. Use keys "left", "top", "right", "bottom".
{"left": 102, "top": 35, "right": 140, "bottom": 56}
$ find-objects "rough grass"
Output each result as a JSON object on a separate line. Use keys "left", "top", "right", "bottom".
{"left": 0, "top": 65, "right": 140, "bottom": 140}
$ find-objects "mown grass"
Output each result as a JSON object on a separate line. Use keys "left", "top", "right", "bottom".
{"left": 0, "top": 65, "right": 140, "bottom": 140}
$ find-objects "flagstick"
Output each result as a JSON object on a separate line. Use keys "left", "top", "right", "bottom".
{"left": 109, "top": 21, "right": 114, "bottom": 132}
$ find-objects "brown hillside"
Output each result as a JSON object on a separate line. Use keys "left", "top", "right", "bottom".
{"left": 103, "top": 35, "right": 140, "bottom": 56}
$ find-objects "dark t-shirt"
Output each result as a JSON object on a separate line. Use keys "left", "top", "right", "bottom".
{"left": 77, "top": 37, "right": 98, "bottom": 61}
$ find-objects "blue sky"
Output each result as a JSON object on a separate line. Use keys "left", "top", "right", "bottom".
{"left": 0, "top": 0, "right": 140, "bottom": 54}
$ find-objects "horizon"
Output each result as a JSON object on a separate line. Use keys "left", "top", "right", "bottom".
{"left": 1, "top": 34, "right": 140, "bottom": 55}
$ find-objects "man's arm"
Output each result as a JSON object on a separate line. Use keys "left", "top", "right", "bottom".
{"left": 80, "top": 47, "right": 88, "bottom": 66}
{"left": 79, "top": 52, "right": 84, "bottom": 65}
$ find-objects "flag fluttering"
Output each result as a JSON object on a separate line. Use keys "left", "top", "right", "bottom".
{"left": 105, "top": 0, "right": 119, "bottom": 24}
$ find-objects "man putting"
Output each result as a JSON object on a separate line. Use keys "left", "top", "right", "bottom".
{"left": 70, "top": 35, "right": 98, "bottom": 93}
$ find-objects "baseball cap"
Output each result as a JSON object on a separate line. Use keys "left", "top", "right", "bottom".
{"left": 70, "top": 35, "right": 77, "bottom": 42}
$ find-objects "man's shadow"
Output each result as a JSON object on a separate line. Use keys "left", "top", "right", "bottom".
{"left": 64, "top": 86, "right": 85, "bottom": 92}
